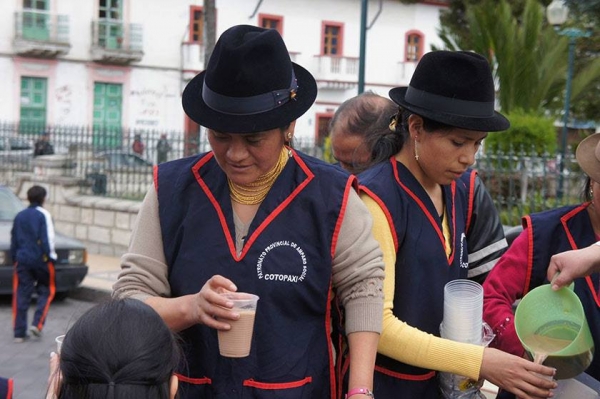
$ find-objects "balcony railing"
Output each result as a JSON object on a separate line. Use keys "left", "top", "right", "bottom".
{"left": 312, "top": 55, "right": 359, "bottom": 89}
{"left": 13, "top": 10, "right": 71, "bottom": 57}
{"left": 90, "top": 20, "right": 143, "bottom": 64}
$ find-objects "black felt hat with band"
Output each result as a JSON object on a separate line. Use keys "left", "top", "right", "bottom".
{"left": 389, "top": 51, "right": 510, "bottom": 132}
{"left": 182, "top": 25, "right": 317, "bottom": 134}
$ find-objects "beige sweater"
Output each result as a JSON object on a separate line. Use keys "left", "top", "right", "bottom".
{"left": 113, "top": 184, "right": 385, "bottom": 334}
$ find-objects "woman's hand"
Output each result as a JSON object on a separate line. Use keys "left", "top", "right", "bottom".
{"left": 46, "top": 352, "right": 61, "bottom": 399}
{"left": 480, "top": 348, "right": 556, "bottom": 399}
{"left": 193, "top": 275, "right": 239, "bottom": 330}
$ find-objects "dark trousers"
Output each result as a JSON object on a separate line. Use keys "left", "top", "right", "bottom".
{"left": 12, "top": 261, "right": 55, "bottom": 338}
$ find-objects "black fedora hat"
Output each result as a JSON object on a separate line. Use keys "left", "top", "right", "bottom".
{"left": 182, "top": 25, "right": 317, "bottom": 133}
{"left": 389, "top": 51, "right": 509, "bottom": 132}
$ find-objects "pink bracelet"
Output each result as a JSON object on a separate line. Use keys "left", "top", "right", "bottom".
{"left": 346, "top": 387, "right": 374, "bottom": 398}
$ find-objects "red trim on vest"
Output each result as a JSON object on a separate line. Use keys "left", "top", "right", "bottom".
{"left": 560, "top": 204, "right": 588, "bottom": 250}
{"left": 175, "top": 374, "right": 212, "bottom": 385}
{"left": 359, "top": 186, "right": 398, "bottom": 252}
{"left": 192, "top": 150, "right": 316, "bottom": 262}
{"left": 192, "top": 153, "right": 239, "bottom": 259}
{"left": 331, "top": 177, "right": 355, "bottom": 258}
{"left": 243, "top": 376, "right": 313, "bottom": 389}
{"left": 375, "top": 364, "right": 436, "bottom": 381}
{"left": 523, "top": 215, "right": 534, "bottom": 295}
{"left": 241, "top": 148, "right": 314, "bottom": 260}
{"left": 448, "top": 182, "right": 457, "bottom": 265}
{"left": 560, "top": 203, "right": 600, "bottom": 307}
{"left": 391, "top": 159, "right": 449, "bottom": 262}
{"left": 325, "top": 283, "right": 337, "bottom": 399}
{"left": 465, "top": 171, "right": 476, "bottom": 234}
{"left": 153, "top": 165, "right": 159, "bottom": 194}
{"left": 340, "top": 356, "right": 351, "bottom": 398}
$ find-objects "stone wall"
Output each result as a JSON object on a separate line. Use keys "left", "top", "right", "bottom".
{"left": 10, "top": 155, "right": 141, "bottom": 257}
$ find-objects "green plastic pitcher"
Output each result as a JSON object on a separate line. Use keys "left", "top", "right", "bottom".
{"left": 514, "top": 282, "right": 594, "bottom": 380}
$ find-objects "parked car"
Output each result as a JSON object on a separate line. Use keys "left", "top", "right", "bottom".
{"left": 0, "top": 135, "right": 33, "bottom": 169}
{"left": 85, "top": 150, "right": 153, "bottom": 196}
{"left": 93, "top": 150, "right": 153, "bottom": 170}
{"left": 0, "top": 185, "right": 88, "bottom": 298}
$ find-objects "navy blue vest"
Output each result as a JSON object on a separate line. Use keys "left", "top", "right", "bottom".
{"left": 523, "top": 204, "right": 600, "bottom": 379}
{"left": 498, "top": 204, "right": 600, "bottom": 399}
{"left": 156, "top": 150, "right": 353, "bottom": 399}
{"left": 358, "top": 159, "right": 470, "bottom": 398}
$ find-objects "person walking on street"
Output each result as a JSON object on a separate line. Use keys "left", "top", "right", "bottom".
{"left": 156, "top": 134, "right": 172, "bottom": 164}
{"left": 33, "top": 132, "right": 54, "bottom": 157}
{"left": 11, "top": 185, "right": 56, "bottom": 343}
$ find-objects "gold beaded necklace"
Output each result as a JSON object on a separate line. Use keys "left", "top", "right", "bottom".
{"left": 228, "top": 147, "right": 289, "bottom": 205}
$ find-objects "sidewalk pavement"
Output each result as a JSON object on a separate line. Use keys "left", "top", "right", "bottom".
{"left": 78, "top": 253, "right": 122, "bottom": 297}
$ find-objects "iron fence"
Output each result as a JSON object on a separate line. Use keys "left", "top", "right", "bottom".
{"left": 0, "top": 123, "right": 587, "bottom": 225}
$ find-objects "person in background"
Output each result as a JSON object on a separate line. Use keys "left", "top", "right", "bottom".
{"left": 329, "top": 91, "right": 398, "bottom": 174}
{"left": 113, "top": 25, "right": 384, "bottom": 399}
{"left": 33, "top": 132, "right": 54, "bottom": 157}
{"left": 46, "top": 298, "right": 180, "bottom": 399}
{"left": 11, "top": 185, "right": 56, "bottom": 343}
{"left": 329, "top": 91, "right": 507, "bottom": 284}
{"left": 156, "top": 133, "right": 172, "bottom": 164}
{"left": 483, "top": 132, "right": 600, "bottom": 396}
{"left": 132, "top": 134, "right": 145, "bottom": 156}
{"left": 357, "top": 50, "right": 556, "bottom": 398}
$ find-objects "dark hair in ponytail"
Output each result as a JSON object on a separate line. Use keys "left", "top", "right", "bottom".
{"left": 370, "top": 108, "right": 456, "bottom": 163}
{"left": 57, "top": 299, "right": 181, "bottom": 399}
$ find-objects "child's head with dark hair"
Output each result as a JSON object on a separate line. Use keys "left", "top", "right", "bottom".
{"left": 27, "top": 185, "right": 47, "bottom": 206}
{"left": 57, "top": 299, "right": 180, "bottom": 399}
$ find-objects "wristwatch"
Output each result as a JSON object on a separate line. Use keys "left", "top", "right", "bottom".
{"left": 346, "top": 387, "right": 375, "bottom": 398}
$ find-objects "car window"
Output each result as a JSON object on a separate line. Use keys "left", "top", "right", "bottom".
{"left": 9, "top": 137, "right": 32, "bottom": 150}
{"left": 0, "top": 188, "right": 24, "bottom": 220}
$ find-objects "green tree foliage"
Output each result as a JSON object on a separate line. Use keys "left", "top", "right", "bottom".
{"left": 438, "top": 0, "right": 600, "bottom": 118}
{"left": 484, "top": 109, "right": 557, "bottom": 154}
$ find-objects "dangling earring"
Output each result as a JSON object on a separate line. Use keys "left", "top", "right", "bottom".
{"left": 286, "top": 132, "right": 293, "bottom": 157}
{"left": 590, "top": 185, "right": 594, "bottom": 201}
{"left": 414, "top": 139, "right": 419, "bottom": 161}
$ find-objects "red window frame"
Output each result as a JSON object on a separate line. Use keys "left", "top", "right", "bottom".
{"left": 258, "top": 13, "right": 283, "bottom": 36}
{"left": 321, "top": 21, "right": 344, "bottom": 56}
{"left": 405, "top": 30, "right": 424, "bottom": 62}
{"left": 315, "top": 112, "right": 334, "bottom": 146}
{"left": 189, "top": 5, "right": 204, "bottom": 43}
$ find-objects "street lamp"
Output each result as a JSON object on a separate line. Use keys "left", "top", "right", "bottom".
{"left": 546, "top": 0, "right": 590, "bottom": 199}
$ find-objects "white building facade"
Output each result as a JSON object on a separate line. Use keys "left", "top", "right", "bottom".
{"left": 0, "top": 0, "right": 448, "bottom": 146}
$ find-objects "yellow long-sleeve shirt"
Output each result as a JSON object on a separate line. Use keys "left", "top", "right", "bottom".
{"left": 361, "top": 193, "right": 484, "bottom": 380}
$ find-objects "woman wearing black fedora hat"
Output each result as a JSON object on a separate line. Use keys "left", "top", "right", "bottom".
{"left": 357, "top": 51, "right": 557, "bottom": 398}
{"left": 113, "top": 25, "right": 384, "bottom": 399}
{"left": 483, "top": 131, "right": 600, "bottom": 398}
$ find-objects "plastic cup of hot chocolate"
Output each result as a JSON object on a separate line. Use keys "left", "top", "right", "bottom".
{"left": 217, "top": 292, "right": 259, "bottom": 358}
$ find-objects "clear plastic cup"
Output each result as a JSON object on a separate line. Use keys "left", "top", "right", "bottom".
{"left": 55, "top": 334, "right": 65, "bottom": 354}
{"left": 217, "top": 292, "right": 259, "bottom": 358}
{"left": 442, "top": 280, "right": 483, "bottom": 344}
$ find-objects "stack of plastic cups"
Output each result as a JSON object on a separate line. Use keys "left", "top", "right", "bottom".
{"left": 439, "top": 279, "right": 487, "bottom": 399}
{"left": 441, "top": 279, "right": 484, "bottom": 345}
